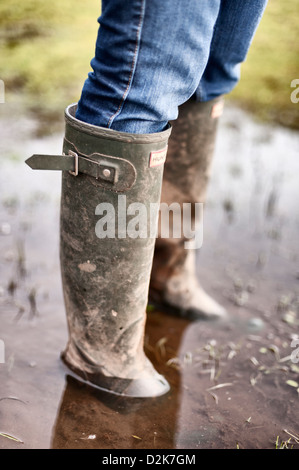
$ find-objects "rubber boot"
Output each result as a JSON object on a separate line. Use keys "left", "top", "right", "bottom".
{"left": 26, "top": 104, "right": 171, "bottom": 397}
{"left": 149, "top": 96, "right": 227, "bottom": 320}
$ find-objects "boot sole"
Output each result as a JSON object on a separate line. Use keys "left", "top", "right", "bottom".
{"left": 60, "top": 350, "right": 170, "bottom": 399}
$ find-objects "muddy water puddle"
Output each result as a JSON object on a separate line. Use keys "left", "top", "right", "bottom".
{"left": 0, "top": 105, "right": 298, "bottom": 449}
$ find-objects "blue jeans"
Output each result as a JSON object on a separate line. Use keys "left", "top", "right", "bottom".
{"left": 76, "top": 0, "right": 267, "bottom": 134}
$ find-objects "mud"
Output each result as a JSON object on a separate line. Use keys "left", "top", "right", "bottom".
{"left": 0, "top": 104, "right": 298, "bottom": 449}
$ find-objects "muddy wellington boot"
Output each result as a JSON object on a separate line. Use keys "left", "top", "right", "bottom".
{"left": 149, "top": 96, "right": 227, "bottom": 320}
{"left": 26, "top": 103, "right": 171, "bottom": 397}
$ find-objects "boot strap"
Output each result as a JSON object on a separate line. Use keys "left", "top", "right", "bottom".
{"left": 25, "top": 146, "right": 137, "bottom": 192}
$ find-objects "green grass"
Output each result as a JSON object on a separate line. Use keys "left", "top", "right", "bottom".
{"left": 0, "top": 0, "right": 100, "bottom": 122}
{"left": 229, "top": 0, "right": 299, "bottom": 129}
{"left": 0, "top": 0, "right": 298, "bottom": 130}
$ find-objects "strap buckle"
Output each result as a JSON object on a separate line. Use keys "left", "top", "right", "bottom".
{"left": 68, "top": 150, "right": 79, "bottom": 176}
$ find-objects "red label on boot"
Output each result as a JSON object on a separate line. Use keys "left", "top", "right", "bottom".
{"left": 149, "top": 147, "right": 168, "bottom": 167}
{"left": 211, "top": 101, "right": 224, "bottom": 119}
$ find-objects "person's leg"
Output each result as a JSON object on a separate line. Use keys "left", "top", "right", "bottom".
{"left": 76, "top": 0, "right": 222, "bottom": 134}
{"left": 52, "top": 0, "right": 226, "bottom": 396}
{"left": 27, "top": 0, "right": 268, "bottom": 394}
{"left": 48, "top": 0, "right": 225, "bottom": 396}
{"left": 150, "top": 0, "right": 268, "bottom": 318}
{"left": 195, "top": 0, "right": 268, "bottom": 102}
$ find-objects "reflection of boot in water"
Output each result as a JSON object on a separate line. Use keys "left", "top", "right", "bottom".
{"left": 26, "top": 103, "right": 171, "bottom": 398}
{"left": 149, "top": 97, "right": 227, "bottom": 320}
{"left": 51, "top": 312, "right": 191, "bottom": 449}
{"left": 51, "top": 374, "right": 171, "bottom": 449}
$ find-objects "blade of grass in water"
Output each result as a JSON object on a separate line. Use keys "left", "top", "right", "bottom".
{"left": 0, "top": 432, "right": 24, "bottom": 443}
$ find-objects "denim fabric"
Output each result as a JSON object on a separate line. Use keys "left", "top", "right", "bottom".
{"left": 76, "top": 0, "right": 267, "bottom": 134}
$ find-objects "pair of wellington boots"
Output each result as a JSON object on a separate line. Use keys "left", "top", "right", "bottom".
{"left": 26, "top": 96, "right": 226, "bottom": 398}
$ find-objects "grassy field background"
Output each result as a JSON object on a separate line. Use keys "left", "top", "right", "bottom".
{"left": 0, "top": 0, "right": 298, "bottom": 130}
